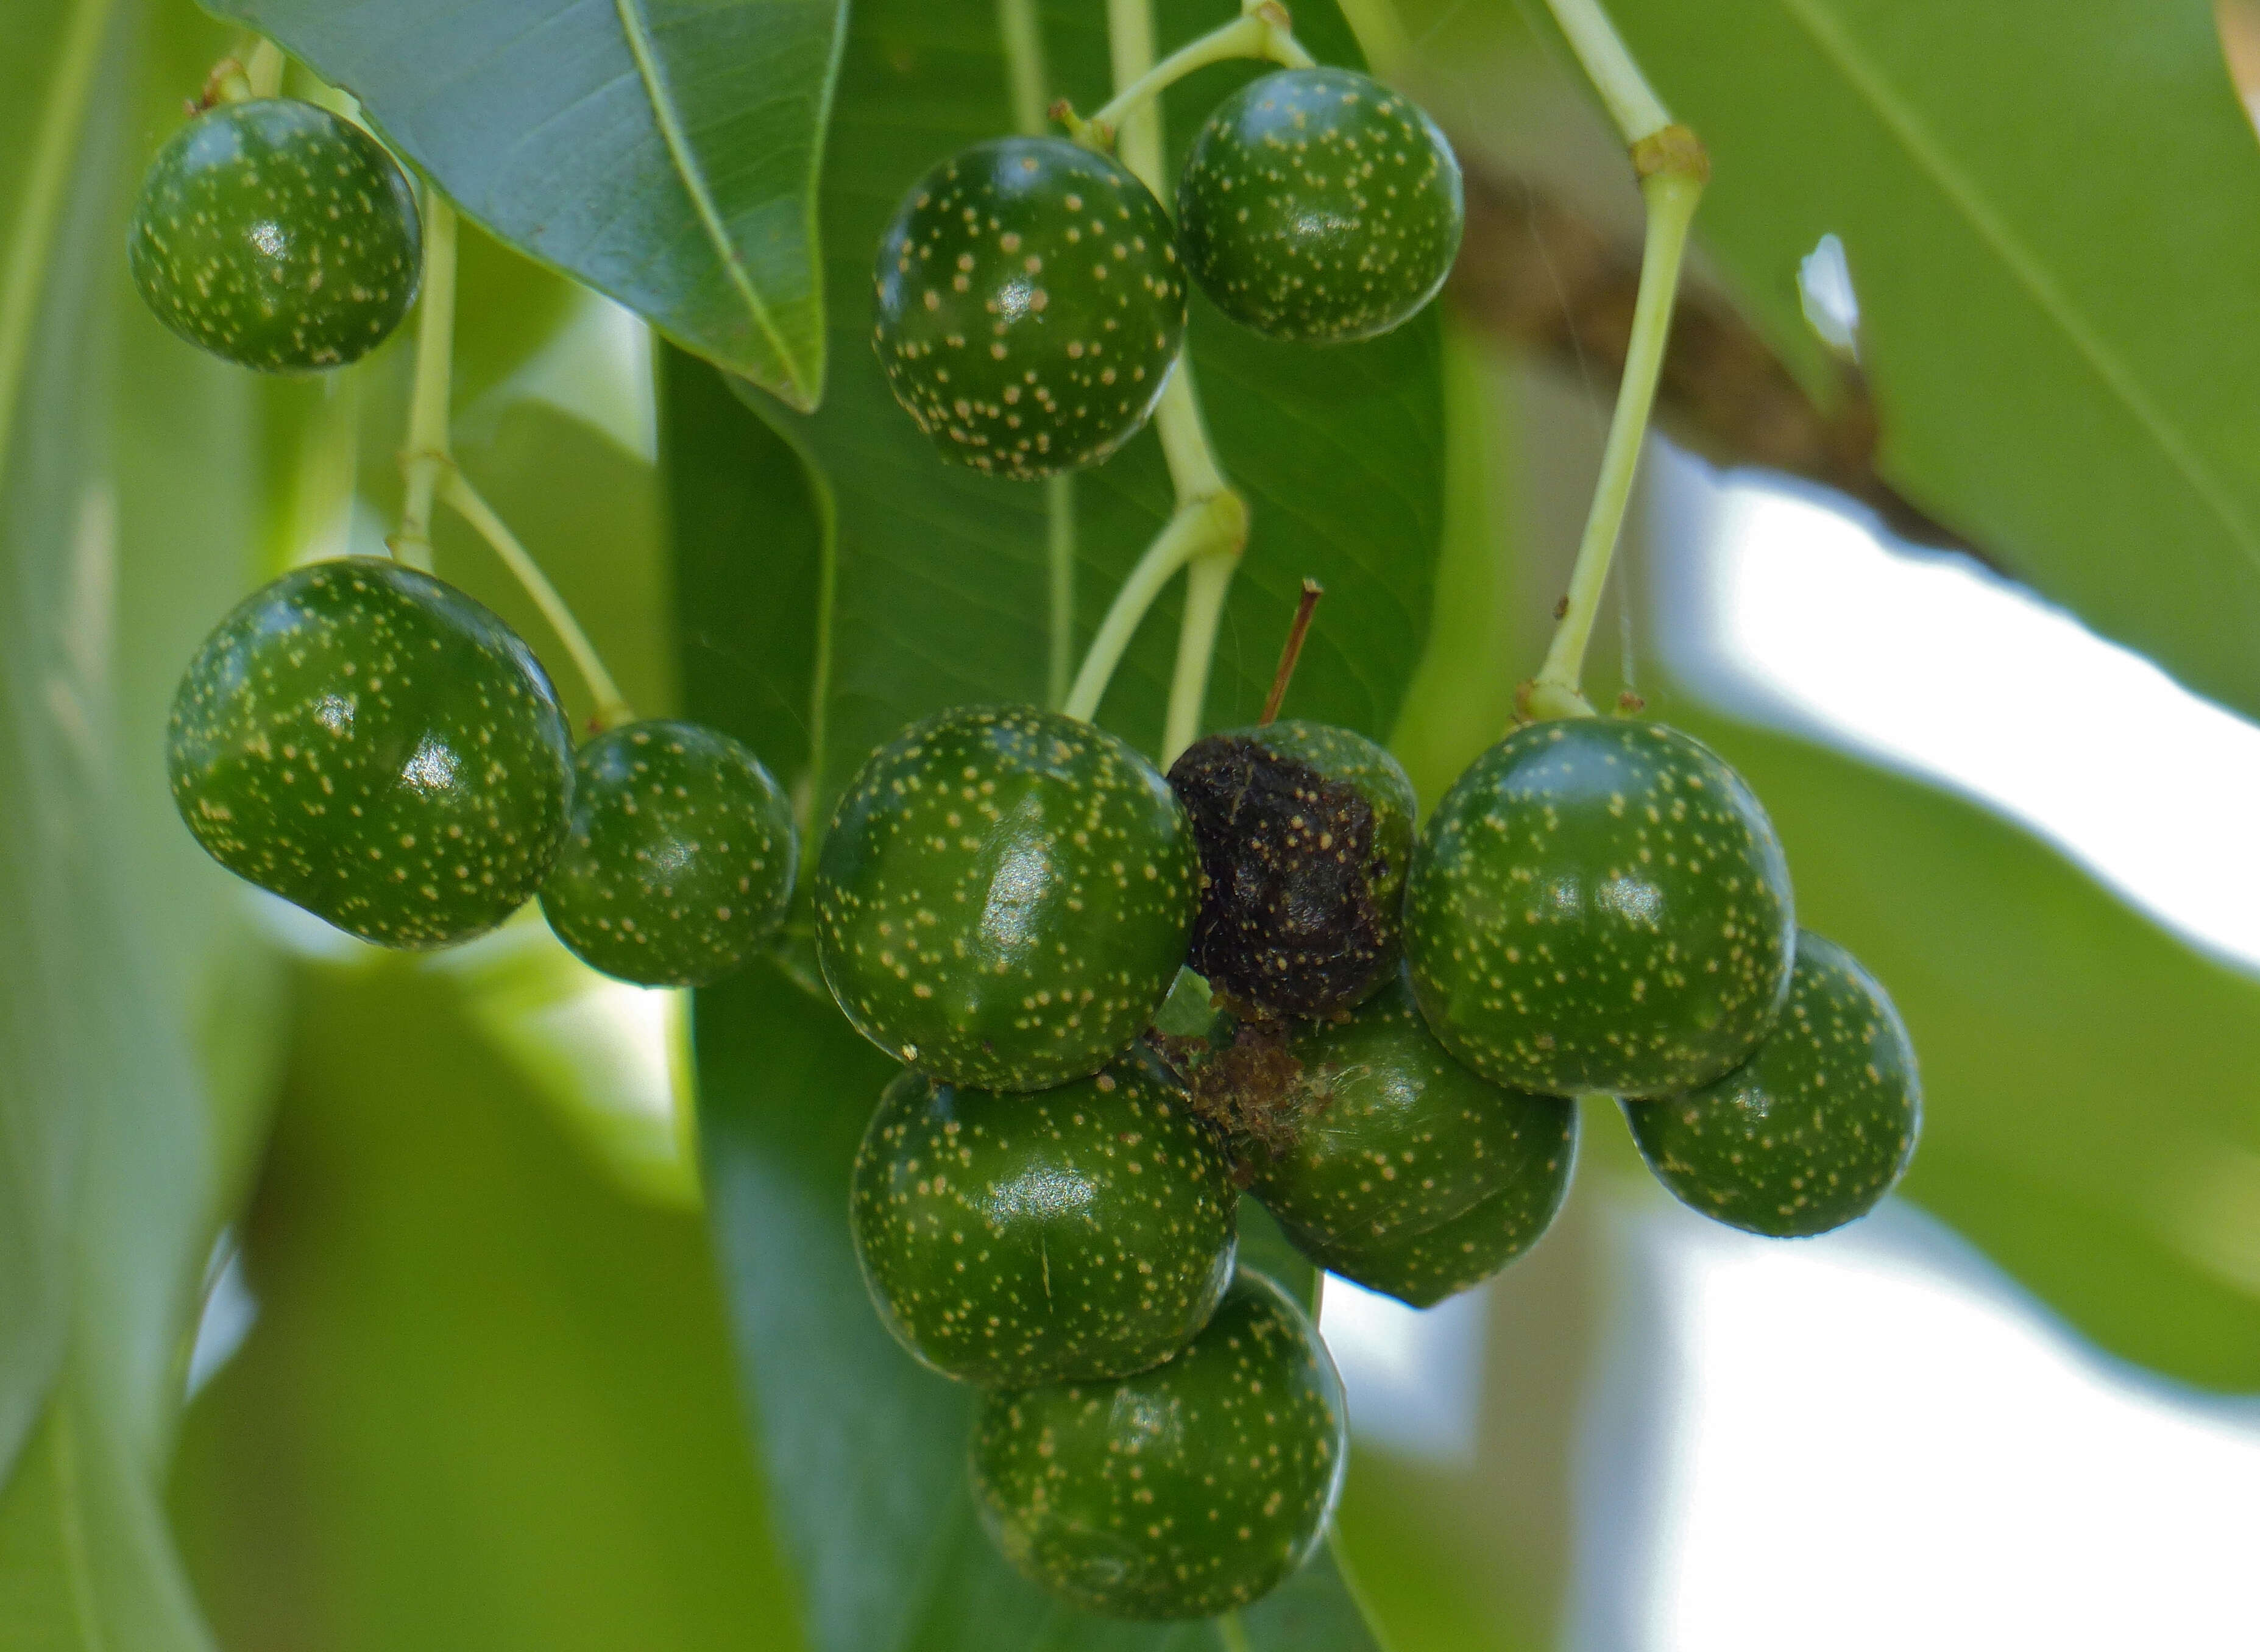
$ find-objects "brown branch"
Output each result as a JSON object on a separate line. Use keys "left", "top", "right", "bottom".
{"left": 1447, "top": 154, "right": 1991, "bottom": 567}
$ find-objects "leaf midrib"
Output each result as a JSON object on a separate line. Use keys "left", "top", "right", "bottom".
{"left": 614, "top": 0, "right": 820, "bottom": 408}
{"left": 1770, "top": 0, "right": 2260, "bottom": 572}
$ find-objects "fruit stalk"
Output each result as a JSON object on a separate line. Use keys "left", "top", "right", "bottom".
{"left": 1063, "top": 489, "right": 1247, "bottom": 724}
{"left": 1077, "top": 5, "right": 1315, "bottom": 146}
{"left": 1258, "top": 578, "right": 1324, "bottom": 725}
{"left": 441, "top": 470, "right": 634, "bottom": 730}
{"left": 1520, "top": 0, "right": 1706, "bottom": 721}
{"left": 1096, "top": 0, "right": 1251, "bottom": 762}
{"left": 388, "top": 183, "right": 456, "bottom": 571}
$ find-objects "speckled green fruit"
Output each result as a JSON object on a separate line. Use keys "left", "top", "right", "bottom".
{"left": 873, "top": 136, "right": 1187, "bottom": 478}
{"left": 1245, "top": 973, "right": 1575, "bottom": 1268}
{"left": 539, "top": 720, "right": 795, "bottom": 987}
{"left": 1626, "top": 931, "right": 1919, "bottom": 1237}
{"left": 1177, "top": 68, "right": 1462, "bottom": 344}
{"left": 972, "top": 1268, "right": 1346, "bottom": 1619}
{"left": 129, "top": 99, "right": 421, "bottom": 372}
{"left": 1167, "top": 720, "right": 1417, "bottom": 1018}
{"left": 1406, "top": 718, "right": 1794, "bottom": 1098}
{"left": 168, "top": 557, "right": 572, "bottom": 948}
{"left": 851, "top": 1053, "right": 1236, "bottom": 1386}
{"left": 815, "top": 705, "right": 1197, "bottom": 1090}
{"left": 1289, "top": 1158, "right": 1576, "bottom": 1308}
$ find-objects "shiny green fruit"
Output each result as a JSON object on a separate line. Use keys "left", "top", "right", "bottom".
{"left": 1177, "top": 67, "right": 1463, "bottom": 343}
{"left": 874, "top": 136, "right": 1187, "bottom": 478}
{"left": 539, "top": 720, "right": 796, "bottom": 987}
{"left": 168, "top": 557, "right": 572, "bottom": 948}
{"left": 1406, "top": 718, "right": 1794, "bottom": 1098}
{"left": 1244, "top": 973, "right": 1576, "bottom": 1305}
{"left": 972, "top": 1268, "right": 1346, "bottom": 1619}
{"left": 815, "top": 705, "right": 1197, "bottom": 1090}
{"left": 1626, "top": 931, "right": 1920, "bottom": 1237}
{"left": 851, "top": 1053, "right": 1236, "bottom": 1386}
{"left": 1167, "top": 720, "right": 1417, "bottom": 1018}
{"left": 129, "top": 98, "right": 421, "bottom": 372}
{"left": 1291, "top": 1164, "right": 1576, "bottom": 1309}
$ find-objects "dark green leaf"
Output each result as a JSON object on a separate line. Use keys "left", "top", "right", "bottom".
{"left": 205, "top": 0, "right": 851, "bottom": 408}
{"left": 171, "top": 962, "right": 807, "bottom": 1652}
{"left": 1600, "top": 0, "right": 2260, "bottom": 724}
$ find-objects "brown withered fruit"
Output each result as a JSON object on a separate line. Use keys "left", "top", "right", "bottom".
{"left": 1165, "top": 721, "right": 1417, "bottom": 1020}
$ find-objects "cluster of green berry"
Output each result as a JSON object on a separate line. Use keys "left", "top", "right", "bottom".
{"left": 824, "top": 699, "right": 1921, "bottom": 1617}
{"left": 133, "top": 93, "right": 805, "bottom": 991}
{"left": 873, "top": 65, "right": 1467, "bottom": 475}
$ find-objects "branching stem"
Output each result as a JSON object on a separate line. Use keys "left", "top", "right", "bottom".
{"left": 1057, "top": 0, "right": 1253, "bottom": 759}
{"left": 442, "top": 471, "right": 634, "bottom": 730}
{"left": 1520, "top": 0, "right": 1706, "bottom": 722}
{"left": 1072, "top": 7, "right": 1313, "bottom": 146}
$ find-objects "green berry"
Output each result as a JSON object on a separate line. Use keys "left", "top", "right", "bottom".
{"left": 1167, "top": 720, "right": 1417, "bottom": 1018}
{"left": 129, "top": 98, "right": 421, "bottom": 372}
{"left": 1177, "top": 68, "right": 1462, "bottom": 344}
{"left": 972, "top": 1268, "right": 1345, "bottom": 1619}
{"left": 1242, "top": 974, "right": 1576, "bottom": 1307}
{"left": 539, "top": 720, "right": 796, "bottom": 987}
{"left": 1405, "top": 718, "right": 1794, "bottom": 1098}
{"left": 851, "top": 1052, "right": 1236, "bottom": 1386}
{"left": 167, "top": 557, "right": 572, "bottom": 948}
{"left": 873, "top": 136, "right": 1187, "bottom": 478}
{"left": 815, "top": 705, "right": 1197, "bottom": 1090}
{"left": 1289, "top": 1170, "right": 1575, "bottom": 1309}
{"left": 1626, "top": 931, "right": 1920, "bottom": 1237}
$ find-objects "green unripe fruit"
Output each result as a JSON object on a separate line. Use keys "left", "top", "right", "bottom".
{"left": 815, "top": 705, "right": 1197, "bottom": 1090}
{"left": 1626, "top": 931, "right": 1920, "bottom": 1237}
{"left": 1177, "top": 67, "right": 1463, "bottom": 344}
{"left": 1167, "top": 721, "right": 1417, "bottom": 1018}
{"left": 538, "top": 720, "right": 796, "bottom": 987}
{"left": 129, "top": 98, "right": 422, "bottom": 372}
{"left": 168, "top": 557, "right": 572, "bottom": 948}
{"left": 851, "top": 1053, "right": 1236, "bottom": 1386}
{"left": 873, "top": 136, "right": 1187, "bottom": 478}
{"left": 972, "top": 1269, "right": 1346, "bottom": 1619}
{"left": 1289, "top": 1165, "right": 1577, "bottom": 1309}
{"left": 1406, "top": 718, "right": 1794, "bottom": 1098}
{"left": 1243, "top": 974, "right": 1575, "bottom": 1307}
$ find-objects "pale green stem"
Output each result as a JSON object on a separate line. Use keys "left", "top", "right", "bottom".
{"left": 0, "top": 0, "right": 117, "bottom": 476}
{"left": 1163, "top": 553, "right": 1235, "bottom": 765}
{"left": 442, "top": 470, "right": 634, "bottom": 730}
{"left": 1047, "top": 474, "right": 1076, "bottom": 708}
{"left": 996, "top": 0, "right": 1050, "bottom": 138}
{"left": 1083, "top": 9, "right": 1313, "bottom": 142}
{"left": 1061, "top": 492, "right": 1245, "bottom": 724}
{"left": 1216, "top": 1609, "right": 1255, "bottom": 1652}
{"left": 1068, "top": 0, "right": 1250, "bottom": 760}
{"left": 1332, "top": 0, "right": 1413, "bottom": 79}
{"left": 388, "top": 186, "right": 457, "bottom": 571}
{"left": 245, "top": 37, "right": 284, "bottom": 97}
{"left": 1523, "top": 166, "right": 1701, "bottom": 720}
{"left": 1539, "top": 0, "right": 1673, "bottom": 144}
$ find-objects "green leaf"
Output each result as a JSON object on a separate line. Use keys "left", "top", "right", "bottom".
{"left": 1, "top": 0, "right": 294, "bottom": 1640}
{"left": 670, "top": 2, "right": 1447, "bottom": 1643}
{"left": 204, "top": 0, "right": 851, "bottom": 409}
{"left": 1660, "top": 692, "right": 2260, "bottom": 1388}
{"left": 170, "top": 962, "right": 807, "bottom": 1652}
{"left": 1598, "top": 0, "right": 2260, "bottom": 724}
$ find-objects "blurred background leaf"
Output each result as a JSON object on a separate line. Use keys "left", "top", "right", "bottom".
{"left": 169, "top": 961, "right": 804, "bottom": 1652}
{"left": 203, "top": 0, "right": 849, "bottom": 408}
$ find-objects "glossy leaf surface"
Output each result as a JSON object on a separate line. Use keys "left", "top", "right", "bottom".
{"left": 205, "top": 0, "right": 849, "bottom": 408}
{"left": 1603, "top": 0, "right": 2260, "bottom": 723}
